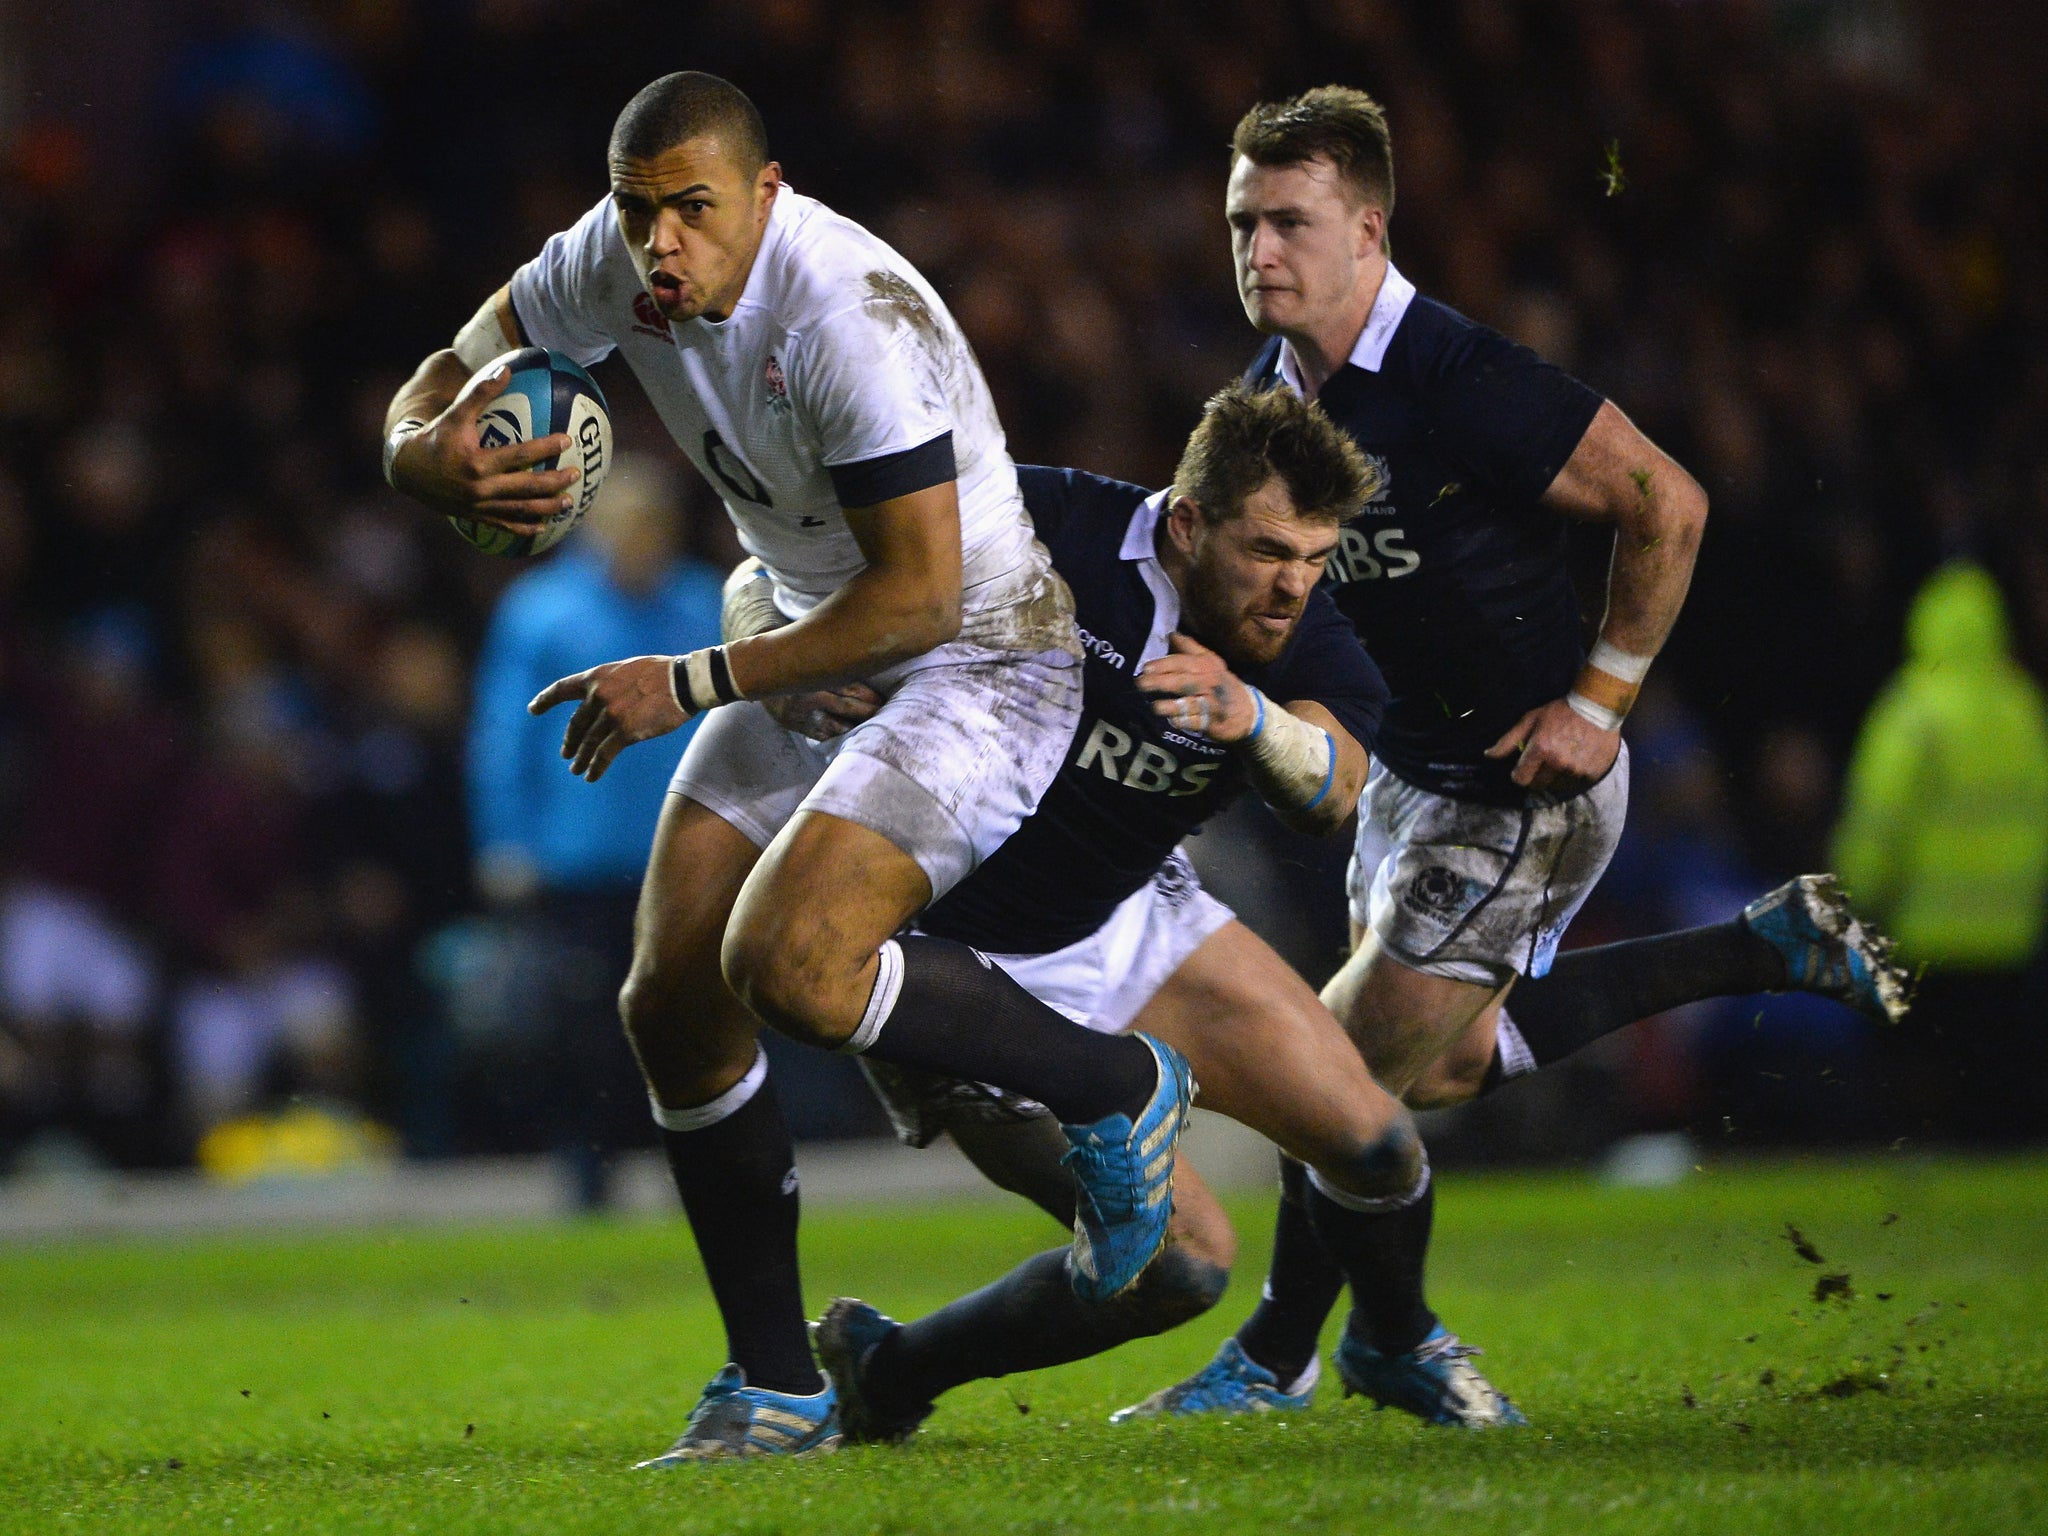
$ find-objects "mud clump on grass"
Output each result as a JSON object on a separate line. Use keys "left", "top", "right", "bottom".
{"left": 1783, "top": 1224, "right": 1825, "bottom": 1264}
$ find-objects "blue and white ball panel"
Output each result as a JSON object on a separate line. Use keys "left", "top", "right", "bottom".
{"left": 448, "top": 346, "right": 612, "bottom": 558}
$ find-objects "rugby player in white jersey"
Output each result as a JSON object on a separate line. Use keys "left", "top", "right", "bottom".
{"left": 381, "top": 73, "right": 1196, "bottom": 1462}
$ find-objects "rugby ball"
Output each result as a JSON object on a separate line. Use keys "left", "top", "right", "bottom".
{"left": 449, "top": 347, "right": 612, "bottom": 557}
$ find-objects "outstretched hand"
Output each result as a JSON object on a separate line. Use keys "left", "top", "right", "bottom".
{"left": 1484, "top": 697, "right": 1620, "bottom": 796}
{"left": 390, "top": 359, "right": 579, "bottom": 534}
{"left": 529, "top": 656, "right": 690, "bottom": 783}
{"left": 1136, "top": 632, "right": 1260, "bottom": 743}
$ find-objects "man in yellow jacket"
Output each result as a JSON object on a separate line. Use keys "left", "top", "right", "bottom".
{"left": 1833, "top": 561, "right": 2048, "bottom": 1139}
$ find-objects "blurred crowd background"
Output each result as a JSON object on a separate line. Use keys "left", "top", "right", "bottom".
{"left": 2, "top": 0, "right": 2044, "bottom": 1190}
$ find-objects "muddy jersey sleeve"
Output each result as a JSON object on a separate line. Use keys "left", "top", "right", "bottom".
{"left": 789, "top": 295, "right": 957, "bottom": 507}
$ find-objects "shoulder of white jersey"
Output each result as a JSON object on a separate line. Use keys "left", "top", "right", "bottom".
{"left": 757, "top": 189, "right": 950, "bottom": 336}
{"left": 511, "top": 193, "right": 645, "bottom": 358}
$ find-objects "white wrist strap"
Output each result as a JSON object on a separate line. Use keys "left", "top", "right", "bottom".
{"left": 1565, "top": 691, "right": 1625, "bottom": 732}
{"left": 671, "top": 646, "right": 743, "bottom": 715}
{"left": 1241, "top": 688, "right": 1338, "bottom": 812}
{"left": 1587, "top": 637, "right": 1654, "bottom": 686}
{"left": 382, "top": 419, "right": 427, "bottom": 489}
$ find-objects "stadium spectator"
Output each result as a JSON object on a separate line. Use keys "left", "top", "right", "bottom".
{"left": 155, "top": 614, "right": 357, "bottom": 1134}
{"left": 466, "top": 454, "right": 721, "bottom": 1207}
{"left": 1833, "top": 561, "right": 2048, "bottom": 1141}
{"left": 0, "top": 608, "right": 175, "bottom": 1160}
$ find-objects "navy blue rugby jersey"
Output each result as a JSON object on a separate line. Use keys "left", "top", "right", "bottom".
{"left": 1245, "top": 266, "right": 1603, "bottom": 806}
{"left": 920, "top": 466, "right": 1390, "bottom": 957}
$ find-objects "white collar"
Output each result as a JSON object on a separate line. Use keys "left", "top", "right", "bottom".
{"left": 1119, "top": 487, "right": 1170, "bottom": 561}
{"left": 1276, "top": 261, "right": 1417, "bottom": 394}
{"left": 1118, "top": 489, "right": 1181, "bottom": 666}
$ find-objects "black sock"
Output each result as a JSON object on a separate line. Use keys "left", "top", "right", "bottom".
{"left": 1481, "top": 921, "right": 1787, "bottom": 1086}
{"left": 1233, "top": 1157, "right": 1346, "bottom": 1385}
{"left": 1308, "top": 1167, "right": 1438, "bottom": 1357}
{"left": 863, "top": 1245, "right": 1229, "bottom": 1420}
{"left": 660, "top": 1074, "right": 823, "bottom": 1397}
{"left": 858, "top": 935, "right": 1158, "bottom": 1124}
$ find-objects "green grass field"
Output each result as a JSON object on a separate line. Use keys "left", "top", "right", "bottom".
{"left": 2, "top": 1155, "right": 2043, "bottom": 1535}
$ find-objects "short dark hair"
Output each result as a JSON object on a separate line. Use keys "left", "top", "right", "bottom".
{"left": 1231, "top": 86, "right": 1395, "bottom": 213}
{"left": 1173, "top": 384, "right": 1380, "bottom": 528}
{"left": 610, "top": 72, "right": 768, "bottom": 171}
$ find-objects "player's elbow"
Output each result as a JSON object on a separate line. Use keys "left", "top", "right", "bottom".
{"left": 1273, "top": 756, "right": 1365, "bottom": 838}
{"left": 884, "top": 581, "right": 960, "bottom": 659}
{"left": 1632, "top": 460, "right": 1707, "bottom": 559}
{"left": 921, "top": 587, "right": 963, "bottom": 649}
{"left": 1274, "top": 799, "right": 1349, "bottom": 839}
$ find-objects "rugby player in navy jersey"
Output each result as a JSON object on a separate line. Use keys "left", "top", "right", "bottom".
{"left": 719, "top": 385, "right": 1522, "bottom": 1437}
{"left": 1121, "top": 85, "right": 1906, "bottom": 1427}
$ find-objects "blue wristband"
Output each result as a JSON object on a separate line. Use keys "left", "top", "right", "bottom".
{"left": 1247, "top": 688, "right": 1266, "bottom": 742}
{"left": 1299, "top": 731, "right": 1338, "bottom": 811}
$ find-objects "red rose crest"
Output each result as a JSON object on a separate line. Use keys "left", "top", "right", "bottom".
{"left": 632, "top": 290, "right": 673, "bottom": 343}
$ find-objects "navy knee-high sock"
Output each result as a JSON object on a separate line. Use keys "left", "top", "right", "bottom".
{"left": 852, "top": 936, "right": 1160, "bottom": 1125}
{"left": 861, "top": 1245, "right": 1230, "bottom": 1421}
{"left": 658, "top": 1057, "right": 823, "bottom": 1396}
{"left": 1233, "top": 1157, "right": 1346, "bottom": 1384}
{"left": 1305, "top": 1165, "right": 1438, "bottom": 1356}
{"left": 1478, "top": 921, "right": 1787, "bottom": 1094}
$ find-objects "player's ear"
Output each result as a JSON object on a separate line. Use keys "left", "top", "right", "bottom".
{"left": 1165, "top": 494, "right": 1204, "bottom": 556}
{"left": 1355, "top": 199, "right": 1385, "bottom": 260}
{"left": 757, "top": 162, "right": 783, "bottom": 206}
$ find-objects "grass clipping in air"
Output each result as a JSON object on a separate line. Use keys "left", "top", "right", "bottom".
{"left": 0, "top": 1156, "right": 2043, "bottom": 1534}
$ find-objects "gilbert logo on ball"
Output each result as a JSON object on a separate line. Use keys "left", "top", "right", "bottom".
{"left": 448, "top": 347, "right": 613, "bottom": 557}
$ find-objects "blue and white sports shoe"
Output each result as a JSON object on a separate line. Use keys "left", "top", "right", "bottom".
{"left": 1109, "top": 1338, "right": 1318, "bottom": 1422}
{"left": 634, "top": 1364, "right": 841, "bottom": 1465}
{"left": 1334, "top": 1323, "right": 1528, "bottom": 1428}
{"left": 813, "top": 1297, "right": 933, "bottom": 1445}
{"left": 1741, "top": 873, "right": 1911, "bottom": 1024}
{"left": 1061, "top": 1034, "right": 1195, "bottom": 1303}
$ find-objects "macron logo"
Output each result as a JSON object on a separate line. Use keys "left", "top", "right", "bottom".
{"left": 1076, "top": 626, "right": 1126, "bottom": 670}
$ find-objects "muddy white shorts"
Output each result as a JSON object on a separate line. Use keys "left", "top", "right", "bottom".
{"left": 670, "top": 637, "right": 1080, "bottom": 902}
{"left": 1348, "top": 748, "right": 1630, "bottom": 987}
{"left": 866, "top": 850, "right": 1235, "bottom": 1146}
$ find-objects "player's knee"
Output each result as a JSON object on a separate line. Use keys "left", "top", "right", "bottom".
{"left": 617, "top": 962, "right": 661, "bottom": 1031}
{"left": 1116, "top": 1246, "right": 1231, "bottom": 1334}
{"left": 1401, "top": 1036, "right": 1491, "bottom": 1111}
{"left": 1314, "top": 1113, "right": 1424, "bottom": 1205}
{"left": 1401, "top": 1066, "right": 1473, "bottom": 1112}
{"left": 719, "top": 917, "right": 845, "bottom": 1048}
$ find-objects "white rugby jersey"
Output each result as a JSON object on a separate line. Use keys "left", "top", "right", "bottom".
{"left": 510, "top": 187, "right": 1045, "bottom": 623}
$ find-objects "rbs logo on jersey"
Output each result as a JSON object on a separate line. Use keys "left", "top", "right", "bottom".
{"left": 1074, "top": 718, "right": 1219, "bottom": 797}
{"left": 1329, "top": 524, "right": 1420, "bottom": 584}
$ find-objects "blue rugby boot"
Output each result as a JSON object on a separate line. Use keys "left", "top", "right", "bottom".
{"left": 634, "top": 1364, "right": 841, "bottom": 1465}
{"left": 1110, "top": 1338, "right": 1318, "bottom": 1422}
{"left": 1334, "top": 1323, "right": 1528, "bottom": 1428}
{"left": 813, "top": 1297, "right": 934, "bottom": 1445}
{"left": 1741, "top": 874, "right": 1911, "bottom": 1024}
{"left": 1061, "top": 1034, "right": 1195, "bottom": 1303}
